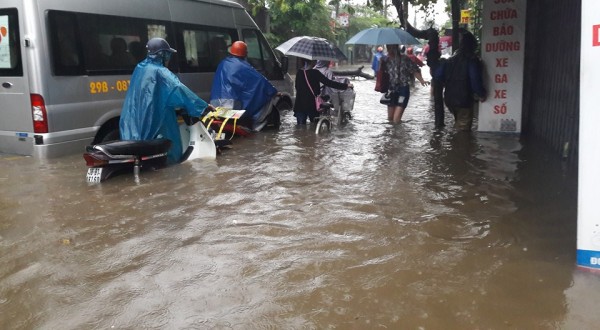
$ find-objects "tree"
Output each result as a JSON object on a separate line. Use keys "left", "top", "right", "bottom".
{"left": 340, "top": 5, "right": 391, "bottom": 61}
{"left": 245, "top": 0, "right": 335, "bottom": 46}
{"left": 339, "top": 5, "right": 390, "bottom": 41}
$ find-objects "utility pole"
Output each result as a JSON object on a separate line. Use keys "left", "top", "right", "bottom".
{"left": 451, "top": 0, "right": 460, "bottom": 50}
{"left": 383, "top": 0, "right": 388, "bottom": 19}
{"left": 413, "top": 6, "right": 417, "bottom": 28}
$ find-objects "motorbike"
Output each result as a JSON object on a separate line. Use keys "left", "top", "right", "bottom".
{"left": 314, "top": 78, "right": 356, "bottom": 134}
{"left": 83, "top": 113, "right": 218, "bottom": 183}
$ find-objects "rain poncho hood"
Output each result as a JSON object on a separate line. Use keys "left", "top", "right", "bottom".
{"left": 210, "top": 56, "right": 277, "bottom": 124}
{"left": 119, "top": 55, "right": 209, "bottom": 164}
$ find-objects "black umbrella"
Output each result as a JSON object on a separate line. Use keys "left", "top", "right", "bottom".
{"left": 276, "top": 36, "right": 345, "bottom": 61}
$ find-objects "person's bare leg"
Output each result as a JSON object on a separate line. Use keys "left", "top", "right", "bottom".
{"left": 393, "top": 106, "right": 406, "bottom": 124}
{"left": 387, "top": 106, "right": 395, "bottom": 122}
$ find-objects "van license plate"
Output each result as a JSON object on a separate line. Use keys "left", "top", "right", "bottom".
{"left": 86, "top": 168, "right": 103, "bottom": 183}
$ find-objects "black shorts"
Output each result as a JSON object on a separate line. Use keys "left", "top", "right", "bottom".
{"left": 389, "top": 85, "right": 410, "bottom": 108}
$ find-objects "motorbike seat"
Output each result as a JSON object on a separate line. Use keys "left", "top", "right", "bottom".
{"left": 89, "top": 139, "right": 172, "bottom": 157}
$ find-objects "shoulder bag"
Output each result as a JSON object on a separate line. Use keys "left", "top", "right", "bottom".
{"left": 379, "top": 92, "right": 393, "bottom": 105}
{"left": 374, "top": 57, "right": 390, "bottom": 92}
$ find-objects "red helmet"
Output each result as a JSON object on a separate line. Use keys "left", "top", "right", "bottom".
{"left": 229, "top": 41, "right": 248, "bottom": 57}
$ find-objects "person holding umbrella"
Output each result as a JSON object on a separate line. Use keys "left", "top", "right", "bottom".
{"left": 379, "top": 44, "right": 429, "bottom": 124}
{"left": 275, "top": 36, "right": 352, "bottom": 125}
{"left": 293, "top": 59, "right": 353, "bottom": 125}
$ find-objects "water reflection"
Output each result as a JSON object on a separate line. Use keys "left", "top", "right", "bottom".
{"left": 0, "top": 72, "right": 585, "bottom": 329}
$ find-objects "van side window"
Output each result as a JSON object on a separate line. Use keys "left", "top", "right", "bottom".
{"left": 242, "top": 29, "right": 282, "bottom": 80}
{"left": 48, "top": 11, "right": 82, "bottom": 75}
{"left": 0, "top": 8, "right": 23, "bottom": 76}
{"left": 174, "top": 24, "right": 236, "bottom": 73}
{"left": 48, "top": 10, "right": 174, "bottom": 76}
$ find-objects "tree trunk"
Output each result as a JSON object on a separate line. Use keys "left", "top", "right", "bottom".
{"left": 451, "top": 0, "right": 461, "bottom": 51}
{"left": 331, "top": 66, "right": 374, "bottom": 80}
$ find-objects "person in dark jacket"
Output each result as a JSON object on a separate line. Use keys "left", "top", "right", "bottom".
{"left": 293, "top": 59, "right": 353, "bottom": 125}
{"left": 434, "top": 31, "right": 487, "bottom": 131}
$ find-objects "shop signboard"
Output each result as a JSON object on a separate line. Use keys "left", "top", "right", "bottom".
{"left": 479, "top": 0, "right": 527, "bottom": 133}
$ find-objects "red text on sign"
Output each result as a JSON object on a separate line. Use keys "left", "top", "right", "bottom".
{"left": 495, "top": 90, "right": 507, "bottom": 99}
{"left": 493, "top": 25, "right": 514, "bottom": 36}
{"left": 495, "top": 74, "right": 508, "bottom": 83}
{"left": 494, "top": 103, "right": 508, "bottom": 114}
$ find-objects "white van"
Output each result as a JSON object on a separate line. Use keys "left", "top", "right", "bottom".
{"left": 0, "top": 0, "right": 294, "bottom": 158}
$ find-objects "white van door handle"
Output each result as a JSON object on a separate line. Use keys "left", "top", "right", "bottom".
{"left": 2, "top": 82, "right": 13, "bottom": 88}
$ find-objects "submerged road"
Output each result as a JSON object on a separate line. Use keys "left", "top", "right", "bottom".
{"left": 1, "top": 70, "right": 597, "bottom": 329}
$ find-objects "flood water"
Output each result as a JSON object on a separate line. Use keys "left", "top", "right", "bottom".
{"left": 1, "top": 70, "right": 598, "bottom": 329}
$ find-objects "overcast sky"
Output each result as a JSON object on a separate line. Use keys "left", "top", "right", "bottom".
{"left": 362, "top": 0, "right": 449, "bottom": 28}
{"left": 344, "top": 0, "right": 450, "bottom": 29}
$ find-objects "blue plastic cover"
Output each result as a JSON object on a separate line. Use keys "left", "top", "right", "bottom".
{"left": 210, "top": 56, "right": 277, "bottom": 124}
{"left": 119, "top": 55, "right": 209, "bottom": 164}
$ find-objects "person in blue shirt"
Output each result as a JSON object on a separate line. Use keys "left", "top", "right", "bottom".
{"left": 210, "top": 41, "right": 279, "bottom": 131}
{"left": 372, "top": 46, "right": 384, "bottom": 73}
{"left": 119, "top": 38, "right": 214, "bottom": 164}
{"left": 433, "top": 31, "right": 487, "bottom": 131}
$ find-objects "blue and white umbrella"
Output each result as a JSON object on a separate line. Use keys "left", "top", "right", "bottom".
{"left": 346, "top": 27, "right": 421, "bottom": 46}
{"left": 276, "top": 36, "right": 345, "bottom": 62}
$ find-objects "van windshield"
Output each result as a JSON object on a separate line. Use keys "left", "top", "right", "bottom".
{"left": 0, "top": 8, "right": 23, "bottom": 76}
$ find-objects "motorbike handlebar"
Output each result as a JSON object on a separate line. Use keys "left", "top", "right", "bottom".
{"left": 175, "top": 109, "right": 200, "bottom": 126}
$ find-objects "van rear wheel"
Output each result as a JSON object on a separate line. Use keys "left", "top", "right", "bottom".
{"left": 99, "top": 128, "right": 120, "bottom": 142}
{"left": 275, "top": 98, "right": 293, "bottom": 112}
{"left": 94, "top": 120, "right": 120, "bottom": 144}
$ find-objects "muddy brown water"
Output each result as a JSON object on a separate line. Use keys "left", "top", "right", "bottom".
{"left": 1, "top": 72, "right": 598, "bottom": 329}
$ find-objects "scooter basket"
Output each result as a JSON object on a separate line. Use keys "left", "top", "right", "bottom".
{"left": 329, "top": 88, "right": 356, "bottom": 118}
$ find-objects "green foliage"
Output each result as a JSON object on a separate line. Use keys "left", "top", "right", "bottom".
{"left": 249, "top": 0, "right": 446, "bottom": 51}
{"left": 248, "top": 0, "right": 335, "bottom": 46}
{"left": 344, "top": 6, "right": 392, "bottom": 38}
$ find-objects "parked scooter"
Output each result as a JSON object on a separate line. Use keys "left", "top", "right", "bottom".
{"left": 83, "top": 113, "right": 218, "bottom": 183}
{"left": 314, "top": 78, "right": 356, "bottom": 134}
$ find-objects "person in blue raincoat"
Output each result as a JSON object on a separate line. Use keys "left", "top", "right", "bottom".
{"left": 119, "top": 38, "right": 214, "bottom": 164}
{"left": 372, "top": 46, "right": 384, "bottom": 73}
{"left": 210, "top": 41, "right": 278, "bottom": 130}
